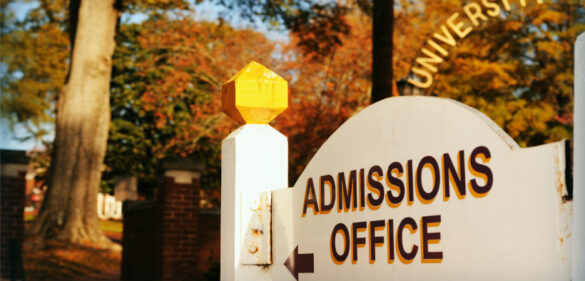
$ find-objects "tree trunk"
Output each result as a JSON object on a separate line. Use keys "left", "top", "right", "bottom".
{"left": 30, "top": 0, "right": 119, "bottom": 246}
{"left": 371, "top": 0, "right": 394, "bottom": 103}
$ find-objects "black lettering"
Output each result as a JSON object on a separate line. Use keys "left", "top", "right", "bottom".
{"left": 421, "top": 215, "right": 443, "bottom": 262}
{"left": 407, "top": 160, "right": 414, "bottom": 204}
{"left": 331, "top": 223, "right": 350, "bottom": 264}
{"left": 469, "top": 146, "right": 493, "bottom": 197}
{"left": 359, "top": 168, "right": 365, "bottom": 209}
{"left": 369, "top": 220, "right": 385, "bottom": 262}
{"left": 352, "top": 221, "right": 367, "bottom": 263}
{"left": 367, "top": 165, "right": 384, "bottom": 208}
{"left": 386, "top": 162, "right": 405, "bottom": 206}
{"left": 302, "top": 178, "right": 319, "bottom": 215}
{"left": 387, "top": 219, "right": 395, "bottom": 263}
{"left": 397, "top": 217, "right": 418, "bottom": 263}
{"left": 416, "top": 156, "right": 440, "bottom": 203}
{"left": 320, "top": 175, "right": 336, "bottom": 213}
{"left": 443, "top": 150, "right": 466, "bottom": 200}
{"left": 338, "top": 170, "right": 358, "bottom": 211}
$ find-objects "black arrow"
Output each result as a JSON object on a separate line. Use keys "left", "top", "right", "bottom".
{"left": 284, "top": 245, "right": 314, "bottom": 280}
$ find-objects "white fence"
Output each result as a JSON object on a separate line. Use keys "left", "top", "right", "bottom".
{"left": 97, "top": 193, "right": 123, "bottom": 220}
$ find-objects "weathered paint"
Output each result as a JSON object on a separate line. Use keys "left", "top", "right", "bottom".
{"left": 220, "top": 124, "right": 287, "bottom": 281}
{"left": 220, "top": 62, "right": 288, "bottom": 281}
{"left": 221, "top": 61, "right": 288, "bottom": 124}
{"left": 241, "top": 191, "right": 273, "bottom": 265}
{"left": 573, "top": 32, "right": 585, "bottom": 281}
{"left": 553, "top": 141, "right": 573, "bottom": 276}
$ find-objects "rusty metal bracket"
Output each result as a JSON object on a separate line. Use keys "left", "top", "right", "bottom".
{"left": 240, "top": 191, "right": 272, "bottom": 265}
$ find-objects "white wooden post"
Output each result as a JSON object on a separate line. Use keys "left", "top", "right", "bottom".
{"left": 573, "top": 32, "right": 585, "bottom": 281}
{"left": 220, "top": 62, "right": 288, "bottom": 281}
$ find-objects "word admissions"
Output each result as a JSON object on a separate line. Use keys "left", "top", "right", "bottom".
{"left": 301, "top": 146, "right": 494, "bottom": 265}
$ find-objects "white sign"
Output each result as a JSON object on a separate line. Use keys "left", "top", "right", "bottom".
{"left": 269, "top": 96, "right": 572, "bottom": 280}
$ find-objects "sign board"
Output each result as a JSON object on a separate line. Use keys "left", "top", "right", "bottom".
{"left": 268, "top": 96, "right": 572, "bottom": 280}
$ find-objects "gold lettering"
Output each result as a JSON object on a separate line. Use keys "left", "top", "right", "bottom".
{"left": 481, "top": 0, "right": 501, "bottom": 17}
{"left": 447, "top": 13, "right": 473, "bottom": 39}
{"left": 408, "top": 0, "right": 546, "bottom": 91}
{"left": 416, "top": 48, "right": 444, "bottom": 73}
{"left": 427, "top": 40, "right": 448, "bottom": 56}
{"left": 464, "top": 3, "right": 488, "bottom": 26}
{"left": 408, "top": 68, "right": 433, "bottom": 89}
{"left": 501, "top": 0, "right": 512, "bottom": 11}
{"left": 433, "top": 25, "right": 457, "bottom": 47}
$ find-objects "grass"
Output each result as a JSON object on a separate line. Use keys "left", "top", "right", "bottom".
{"left": 99, "top": 220, "right": 123, "bottom": 233}
{"left": 24, "top": 214, "right": 122, "bottom": 233}
{"left": 24, "top": 213, "right": 36, "bottom": 222}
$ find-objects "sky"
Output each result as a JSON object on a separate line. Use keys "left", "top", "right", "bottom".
{"left": 2, "top": 2, "right": 46, "bottom": 150}
{"left": 0, "top": 1, "right": 287, "bottom": 151}
{"left": 0, "top": 121, "right": 41, "bottom": 151}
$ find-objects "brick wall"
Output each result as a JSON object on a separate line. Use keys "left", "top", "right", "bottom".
{"left": 159, "top": 176, "right": 200, "bottom": 281}
{"left": 197, "top": 210, "right": 220, "bottom": 273}
{"left": 1, "top": 172, "right": 25, "bottom": 280}
{"left": 122, "top": 163, "right": 210, "bottom": 281}
{"left": 121, "top": 201, "right": 161, "bottom": 281}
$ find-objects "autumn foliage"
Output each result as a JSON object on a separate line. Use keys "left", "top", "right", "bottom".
{"left": 275, "top": 11, "right": 373, "bottom": 184}
{"left": 412, "top": 0, "right": 584, "bottom": 147}
{"left": 106, "top": 17, "right": 278, "bottom": 194}
{"left": 2, "top": 0, "right": 584, "bottom": 194}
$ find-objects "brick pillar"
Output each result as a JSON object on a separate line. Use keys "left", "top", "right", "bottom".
{"left": 1, "top": 171, "right": 26, "bottom": 280}
{"left": 159, "top": 158, "right": 204, "bottom": 281}
{"left": 121, "top": 201, "right": 161, "bottom": 281}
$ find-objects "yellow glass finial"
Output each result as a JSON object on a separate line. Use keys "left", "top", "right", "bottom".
{"left": 222, "top": 61, "right": 288, "bottom": 124}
